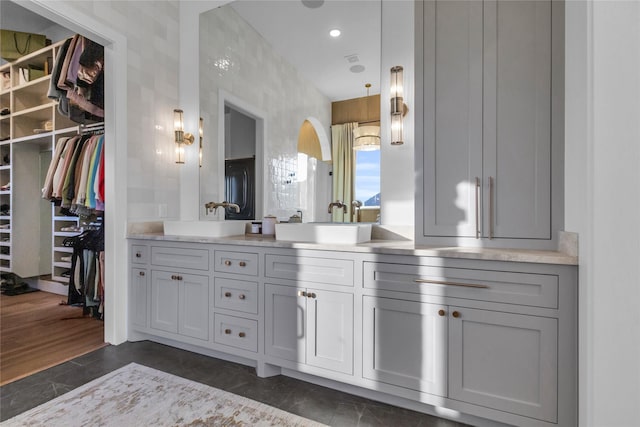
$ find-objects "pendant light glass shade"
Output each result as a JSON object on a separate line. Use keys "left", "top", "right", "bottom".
{"left": 353, "top": 125, "right": 380, "bottom": 151}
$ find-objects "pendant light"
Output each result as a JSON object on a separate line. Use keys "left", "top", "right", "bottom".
{"left": 353, "top": 83, "right": 380, "bottom": 151}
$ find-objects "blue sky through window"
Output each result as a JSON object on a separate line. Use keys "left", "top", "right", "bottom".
{"left": 355, "top": 150, "right": 380, "bottom": 206}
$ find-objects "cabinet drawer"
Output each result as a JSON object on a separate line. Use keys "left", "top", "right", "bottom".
{"left": 213, "top": 313, "right": 258, "bottom": 352}
{"left": 151, "top": 246, "right": 209, "bottom": 271}
{"left": 266, "top": 254, "right": 354, "bottom": 287}
{"left": 214, "top": 277, "right": 258, "bottom": 314}
{"left": 364, "top": 262, "right": 558, "bottom": 308}
{"left": 131, "top": 245, "right": 148, "bottom": 264}
{"left": 214, "top": 251, "right": 258, "bottom": 276}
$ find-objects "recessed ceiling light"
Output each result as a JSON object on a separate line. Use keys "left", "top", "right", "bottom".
{"left": 350, "top": 65, "right": 365, "bottom": 73}
{"left": 301, "top": 0, "right": 324, "bottom": 8}
{"left": 329, "top": 29, "right": 341, "bottom": 38}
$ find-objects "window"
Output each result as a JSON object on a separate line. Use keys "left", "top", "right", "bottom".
{"left": 354, "top": 150, "right": 380, "bottom": 207}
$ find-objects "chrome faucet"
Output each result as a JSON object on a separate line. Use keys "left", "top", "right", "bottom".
{"left": 351, "top": 200, "right": 362, "bottom": 222}
{"left": 205, "top": 201, "right": 241, "bottom": 215}
{"left": 328, "top": 200, "right": 347, "bottom": 214}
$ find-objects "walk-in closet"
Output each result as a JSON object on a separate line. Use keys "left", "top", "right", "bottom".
{"left": 0, "top": 1, "right": 106, "bottom": 385}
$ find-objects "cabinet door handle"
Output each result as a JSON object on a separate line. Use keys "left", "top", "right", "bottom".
{"left": 224, "top": 260, "right": 231, "bottom": 266}
{"left": 475, "top": 177, "right": 480, "bottom": 239}
{"left": 171, "top": 275, "right": 176, "bottom": 280}
{"left": 176, "top": 275, "right": 183, "bottom": 281}
{"left": 238, "top": 332, "right": 246, "bottom": 338}
{"left": 224, "top": 328, "right": 231, "bottom": 334}
{"left": 238, "top": 294, "right": 245, "bottom": 300}
{"left": 224, "top": 291, "right": 231, "bottom": 298}
{"left": 297, "top": 290, "right": 307, "bottom": 297}
{"left": 438, "top": 309, "right": 446, "bottom": 317}
{"left": 239, "top": 261, "right": 246, "bottom": 267}
{"left": 414, "top": 278, "right": 489, "bottom": 289}
{"left": 307, "top": 292, "right": 317, "bottom": 299}
{"left": 139, "top": 271, "right": 145, "bottom": 277}
{"left": 135, "top": 252, "right": 142, "bottom": 258}
{"left": 452, "top": 311, "right": 460, "bottom": 318}
{"left": 489, "top": 176, "right": 494, "bottom": 239}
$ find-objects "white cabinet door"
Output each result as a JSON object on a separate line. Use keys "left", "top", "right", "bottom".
{"left": 306, "top": 289, "right": 353, "bottom": 375}
{"left": 448, "top": 306, "right": 558, "bottom": 422}
{"left": 178, "top": 273, "right": 209, "bottom": 340}
{"left": 422, "top": 0, "right": 483, "bottom": 239}
{"left": 130, "top": 268, "right": 148, "bottom": 329}
{"left": 150, "top": 271, "right": 179, "bottom": 334}
{"left": 483, "top": 0, "right": 552, "bottom": 240}
{"left": 265, "top": 284, "right": 305, "bottom": 362}
{"left": 362, "top": 297, "right": 447, "bottom": 396}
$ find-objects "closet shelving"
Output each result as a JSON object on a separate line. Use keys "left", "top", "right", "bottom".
{"left": 0, "top": 39, "right": 80, "bottom": 279}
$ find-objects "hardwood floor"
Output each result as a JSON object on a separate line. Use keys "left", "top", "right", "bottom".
{"left": 0, "top": 291, "right": 105, "bottom": 386}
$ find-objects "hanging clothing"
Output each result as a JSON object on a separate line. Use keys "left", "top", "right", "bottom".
{"left": 48, "top": 34, "right": 104, "bottom": 123}
{"left": 43, "top": 133, "right": 105, "bottom": 216}
{"left": 63, "top": 227, "right": 104, "bottom": 318}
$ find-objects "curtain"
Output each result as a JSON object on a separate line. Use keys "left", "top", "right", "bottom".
{"left": 331, "top": 123, "right": 357, "bottom": 222}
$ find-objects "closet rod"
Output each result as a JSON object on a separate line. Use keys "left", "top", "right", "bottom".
{"left": 78, "top": 122, "right": 105, "bottom": 135}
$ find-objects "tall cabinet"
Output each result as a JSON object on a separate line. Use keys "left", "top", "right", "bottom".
{"left": 415, "top": 0, "right": 564, "bottom": 250}
{"left": 0, "top": 39, "right": 78, "bottom": 278}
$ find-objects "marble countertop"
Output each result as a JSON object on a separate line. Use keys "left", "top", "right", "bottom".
{"left": 127, "top": 232, "right": 578, "bottom": 266}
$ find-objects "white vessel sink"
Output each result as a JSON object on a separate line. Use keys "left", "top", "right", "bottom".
{"left": 275, "top": 223, "right": 372, "bottom": 244}
{"left": 163, "top": 221, "right": 246, "bottom": 238}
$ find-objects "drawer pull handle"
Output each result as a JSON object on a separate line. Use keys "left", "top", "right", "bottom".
{"left": 225, "top": 329, "right": 231, "bottom": 334}
{"left": 413, "top": 279, "right": 489, "bottom": 289}
{"left": 438, "top": 309, "right": 445, "bottom": 317}
{"left": 224, "top": 260, "right": 232, "bottom": 266}
{"left": 239, "top": 294, "right": 246, "bottom": 300}
{"left": 239, "top": 261, "right": 246, "bottom": 267}
{"left": 224, "top": 292, "right": 231, "bottom": 298}
{"left": 135, "top": 252, "right": 142, "bottom": 258}
{"left": 475, "top": 177, "right": 480, "bottom": 239}
{"left": 452, "top": 311, "right": 460, "bottom": 318}
{"left": 139, "top": 271, "right": 145, "bottom": 277}
{"left": 238, "top": 332, "right": 246, "bottom": 338}
{"left": 489, "top": 176, "right": 495, "bottom": 240}
{"left": 298, "top": 290, "right": 307, "bottom": 297}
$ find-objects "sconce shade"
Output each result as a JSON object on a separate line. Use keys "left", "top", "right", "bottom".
{"left": 174, "top": 109, "right": 184, "bottom": 132}
{"left": 175, "top": 143, "right": 185, "bottom": 164}
{"left": 353, "top": 125, "right": 380, "bottom": 151}
{"left": 173, "top": 108, "right": 195, "bottom": 164}
{"left": 199, "top": 117, "right": 203, "bottom": 167}
{"left": 390, "top": 66, "right": 405, "bottom": 145}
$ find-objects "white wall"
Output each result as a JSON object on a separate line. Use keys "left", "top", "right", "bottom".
{"left": 565, "top": 1, "right": 640, "bottom": 425}
{"left": 198, "top": 5, "right": 331, "bottom": 222}
{"left": 380, "top": 0, "right": 414, "bottom": 227}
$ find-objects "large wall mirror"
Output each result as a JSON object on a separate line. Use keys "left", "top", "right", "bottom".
{"left": 199, "top": 0, "right": 381, "bottom": 223}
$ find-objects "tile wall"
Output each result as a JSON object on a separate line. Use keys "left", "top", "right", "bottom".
{"left": 61, "top": 0, "right": 182, "bottom": 221}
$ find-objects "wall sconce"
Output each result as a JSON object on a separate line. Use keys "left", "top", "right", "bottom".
{"left": 174, "top": 108, "right": 194, "bottom": 164}
{"left": 390, "top": 66, "right": 408, "bottom": 146}
{"left": 199, "top": 117, "right": 203, "bottom": 167}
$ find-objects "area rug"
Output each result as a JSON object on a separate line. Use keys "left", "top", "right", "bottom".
{"left": 1, "top": 363, "right": 327, "bottom": 426}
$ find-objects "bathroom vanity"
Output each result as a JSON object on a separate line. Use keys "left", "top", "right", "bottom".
{"left": 128, "top": 233, "right": 577, "bottom": 427}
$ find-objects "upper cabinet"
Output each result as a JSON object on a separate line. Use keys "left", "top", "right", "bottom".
{"left": 415, "top": 0, "right": 564, "bottom": 250}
